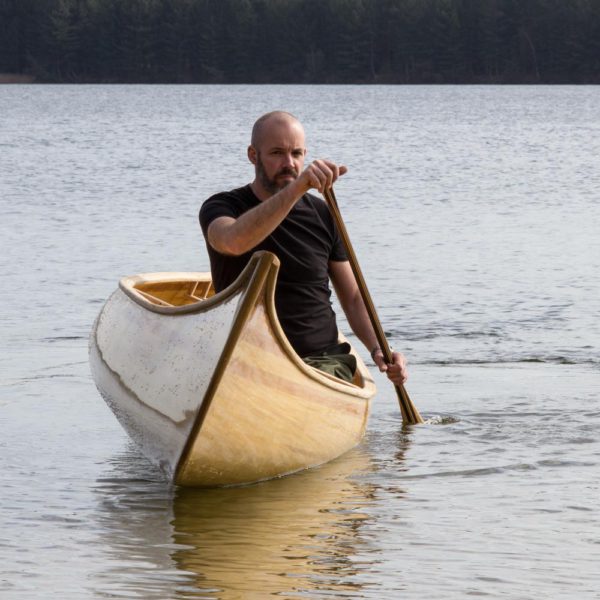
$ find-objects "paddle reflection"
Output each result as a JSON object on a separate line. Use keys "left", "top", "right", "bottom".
{"left": 170, "top": 446, "right": 379, "bottom": 598}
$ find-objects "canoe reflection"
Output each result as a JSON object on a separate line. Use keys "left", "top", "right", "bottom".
{"left": 170, "top": 446, "right": 379, "bottom": 598}
{"left": 93, "top": 439, "right": 409, "bottom": 598}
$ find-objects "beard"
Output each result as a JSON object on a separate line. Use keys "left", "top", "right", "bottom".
{"left": 256, "top": 153, "right": 298, "bottom": 195}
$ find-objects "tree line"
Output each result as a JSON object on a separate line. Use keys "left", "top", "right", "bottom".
{"left": 1, "top": 0, "right": 599, "bottom": 84}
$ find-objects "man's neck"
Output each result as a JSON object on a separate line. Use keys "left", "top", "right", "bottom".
{"left": 249, "top": 180, "right": 270, "bottom": 202}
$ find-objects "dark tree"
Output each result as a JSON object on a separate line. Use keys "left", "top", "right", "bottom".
{"left": 1, "top": 0, "right": 599, "bottom": 83}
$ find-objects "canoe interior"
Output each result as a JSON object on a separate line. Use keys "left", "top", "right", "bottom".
{"left": 132, "top": 279, "right": 215, "bottom": 307}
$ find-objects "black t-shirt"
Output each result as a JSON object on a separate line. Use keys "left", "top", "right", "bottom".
{"left": 199, "top": 185, "right": 348, "bottom": 357}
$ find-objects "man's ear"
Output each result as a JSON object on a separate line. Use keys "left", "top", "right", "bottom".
{"left": 247, "top": 145, "right": 257, "bottom": 165}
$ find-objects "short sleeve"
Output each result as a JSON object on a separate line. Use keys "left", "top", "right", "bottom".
{"left": 199, "top": 192, "right": 238, "bottom": 237}
{"left": 313, "top": 195, "right": 347, "bottom": 262}
{"left": 330, "top": 218, "right": 348, "bottom": 262}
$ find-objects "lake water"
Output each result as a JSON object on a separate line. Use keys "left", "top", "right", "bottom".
{"left": 1, "top": 85, "right": 599, "bottom": 599}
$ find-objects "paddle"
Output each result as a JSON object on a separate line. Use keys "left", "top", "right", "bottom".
{"left": 323, "top": 186, "right": 424, "bottom": 425}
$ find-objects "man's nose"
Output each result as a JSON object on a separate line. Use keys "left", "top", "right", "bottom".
{"left": 282, "top": 152, "right": 295, "bottom": 167}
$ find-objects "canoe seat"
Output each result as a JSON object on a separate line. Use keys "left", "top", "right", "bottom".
{"left": 133, "top": 280, "right": 215, "bottom": 307}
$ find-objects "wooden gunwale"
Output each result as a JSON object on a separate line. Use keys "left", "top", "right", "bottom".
{"left": 119, "top": 266, "right": 248, "bottom": 316}
{"left": 174, "top": 252, "right": 277, "bottom": 483}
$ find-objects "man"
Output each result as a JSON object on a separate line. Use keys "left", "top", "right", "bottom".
{"left": 200, "top": 111, "right": 407, "bottom": 385}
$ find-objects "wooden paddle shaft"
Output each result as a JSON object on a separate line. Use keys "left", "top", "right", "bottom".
{"left": 323, "top": 187, "right": 424, "bottom": 425}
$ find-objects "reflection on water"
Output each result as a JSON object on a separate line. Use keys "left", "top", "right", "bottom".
{"left": 92, "top": 450, "right": 181, "bottom": 599}
{"left": 92, "top": 442, "right": 405, "bottom": 599}
{"left": 171, "top": 451, "right": 380, "bottom": 599}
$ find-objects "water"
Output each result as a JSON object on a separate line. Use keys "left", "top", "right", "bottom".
{"left": 1, "top": 85, "right": 599, "bottom": 599}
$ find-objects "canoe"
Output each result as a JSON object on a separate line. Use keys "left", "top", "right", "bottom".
{"left": 89, "top": 251, "right": 376, "bottom": 487}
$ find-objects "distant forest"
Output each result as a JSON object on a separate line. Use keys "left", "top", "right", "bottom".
{"left": 1, "top": 0, "right": 599, "bottom": 83}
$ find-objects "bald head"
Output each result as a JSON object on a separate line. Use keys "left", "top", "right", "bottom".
{"left": 247, "top": 111, "right": 308, "bottom": 198}
{"left": 251, "top": 111, "right": 303, "bottom": 150}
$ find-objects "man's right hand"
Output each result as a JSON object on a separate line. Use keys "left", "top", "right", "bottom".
{"left": 296, "top": 159, "right": 348, "bottom": 195}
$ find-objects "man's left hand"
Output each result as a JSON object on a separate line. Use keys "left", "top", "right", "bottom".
{"left": 372, "top": 349, "right": 408, "bottom": 385}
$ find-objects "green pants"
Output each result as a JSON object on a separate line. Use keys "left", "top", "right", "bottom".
{"left": 302, "top": 342, "right": 357, "bottom": 383}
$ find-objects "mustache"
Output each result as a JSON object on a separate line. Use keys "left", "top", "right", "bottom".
{"left": 276, "top": 167, "right": 298, "bottom": 178}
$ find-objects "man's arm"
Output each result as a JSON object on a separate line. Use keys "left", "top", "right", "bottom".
{"left": 208, "top": 160, "right": 346, "bottom": 256}
{"left": 329, "top": 260, "right": 408, "bottom": 385}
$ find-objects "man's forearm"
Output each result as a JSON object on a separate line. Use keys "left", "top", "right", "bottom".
{"left": 345, "top": 293, "right": 379, "bottom": 356}
{"left": 208, "top": 181, "right": 306, "bottom": 255}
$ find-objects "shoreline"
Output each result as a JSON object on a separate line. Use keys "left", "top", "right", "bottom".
{"left": 0, "top": 73, "right": 35, "bottom": 84}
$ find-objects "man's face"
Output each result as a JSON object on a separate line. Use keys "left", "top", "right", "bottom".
{"left": 252, "top": 119, "right": 306, "bottom": 195}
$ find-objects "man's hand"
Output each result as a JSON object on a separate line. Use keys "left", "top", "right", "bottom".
{"left": 372, "top": 348, "right": 408, "bottom": 385}
{"left": 296, "top": 159, "right": 347, "bottom": 194}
